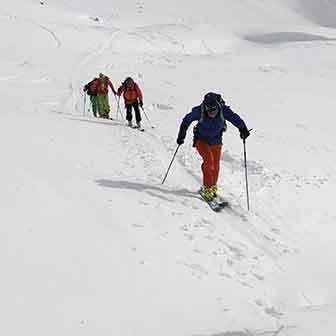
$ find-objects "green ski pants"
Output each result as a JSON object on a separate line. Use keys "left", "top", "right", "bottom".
{"left": 90, "top": 95, "right": 99, "bottom": 117}
{"left": 97, "top": 94, "right": 110, "bottom": 118}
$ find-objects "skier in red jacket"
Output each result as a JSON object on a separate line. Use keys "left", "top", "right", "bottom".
{"left": 117, "top": 77, "right": 143, "bottom": 128}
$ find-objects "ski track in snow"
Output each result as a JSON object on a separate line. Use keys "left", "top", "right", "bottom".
{"left": 63, "top": 28, "right": 121, "bottom": 115}
{"left": 0, "top": 10, "right": 61, "bottom": 48}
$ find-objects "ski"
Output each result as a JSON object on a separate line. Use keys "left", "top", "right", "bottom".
{"left": 132, "top": 125, "right": 145, "bottom": 132}
{"left": 214, "top": 195, "right": 229, "bottom": 208}
{"left": 205, "top": 199, "right": 223, "bottom": 212}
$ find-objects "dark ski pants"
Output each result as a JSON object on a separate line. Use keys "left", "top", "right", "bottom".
{"left": 126, "top": 102, "right": 141, "bottom": 123}
{"left": 195, "top": 140, "right": 222, "bottom": 188}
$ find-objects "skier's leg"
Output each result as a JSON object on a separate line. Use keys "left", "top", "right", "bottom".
{"left": 126, "top": 104, "right": 133, "bottom": 126}
{"left": 102, "top": 94, "right": 110, "bottom": 118}
{"left": 90, "top": 95, "right": 98, "bottom": 117}
{"left": 195, "top": 140, "right": 214, "bottom": 188}
{"left": 134, "top": 102, "right": 141, "bottom": 124}
{"left": 211, "top": 144, "right": 222, "bottom": 186}
{"left": 97, "top": 95, "right": 104, "bottom": 117}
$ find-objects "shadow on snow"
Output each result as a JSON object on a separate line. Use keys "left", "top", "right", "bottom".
{"left": 95, "top": 179, "right": 201, "bottom": 203}
{"left": 245, "top": 31, "right": 336, "bottom": 44}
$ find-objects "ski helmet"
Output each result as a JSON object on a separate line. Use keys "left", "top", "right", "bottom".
{"left": 125, "top": 77, "right": 134, "bottom": 87}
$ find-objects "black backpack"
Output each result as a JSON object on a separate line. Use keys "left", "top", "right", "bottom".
{"left": 199, "top": 93, "right": 227, "bottom": 131}
{"left": 84, "top": 79, "right": 97, "bottom": 96}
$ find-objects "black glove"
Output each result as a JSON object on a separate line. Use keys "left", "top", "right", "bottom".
{"left": 139, "top": 100, "right": 143, "bottom": 108}
{"left": 176, "top": 137, "right": 184, "bottom": 145}
{"left": 239, "top": 127, "right": 250, "bottom": 140}
{"left": 176, "top": 125, "right": 187, "bottom": 145}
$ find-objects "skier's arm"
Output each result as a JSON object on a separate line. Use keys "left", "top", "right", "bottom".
{"left": 222, "top": 105, "right": 247, "bottom": 130}
{"left": 117, "top": 85, "right": 123, "bottom": 96}
{"left": 135, "top": 83, "right": 143, "bottom": 106}
{"left": 176, "top": 108, "right": 200, "bottom": 144}
{"left": 223, "top": 105, "right": 250, "bottom": 139}
{"left": 135, "top": 84, "right": 143, "bottom": 101}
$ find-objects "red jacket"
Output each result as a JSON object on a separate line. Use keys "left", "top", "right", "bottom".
{"left": 117, "top": 82, "right": 142, "bottom": 104}
{"left": 92, "top": 76, "right": 116, "bottom": 96}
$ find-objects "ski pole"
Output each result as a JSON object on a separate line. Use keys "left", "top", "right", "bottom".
{"left": 162, "top": 145, "right": 180, "bottom": 185}
{"left": 83, "top": 93, "right": 87, "bottom": 117}
{"left": 140, "top": 106, "right": 155, "bottom": 128}
{"left": 243, "top": 132, "right": 252, "bottom": 211}
{"left": 115, "top": 95, "right": 125, "bottom": 121}
{"left": 114, "top": 94, "right": 119, "bottom": 120}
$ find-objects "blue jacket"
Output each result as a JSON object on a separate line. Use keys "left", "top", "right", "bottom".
{"left": 177, "top": 103, "right": 247, "bottom": 145}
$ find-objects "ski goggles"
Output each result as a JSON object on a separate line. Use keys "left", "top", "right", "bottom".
{"left": 205, "top": 105, "right": 218, "bottom": 117}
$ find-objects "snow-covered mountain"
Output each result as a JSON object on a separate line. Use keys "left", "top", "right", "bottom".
{"left": 1, "top": 1, "right": 336, "bottom": 335}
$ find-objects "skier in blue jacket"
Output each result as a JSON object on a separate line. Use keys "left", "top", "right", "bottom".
{"left": 176, "top": 92, "right": 250, "bottom": 201}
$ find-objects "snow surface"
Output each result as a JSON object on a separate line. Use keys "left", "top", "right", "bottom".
{"left": 1, "top": 0, "right": 336, "bottom": 335}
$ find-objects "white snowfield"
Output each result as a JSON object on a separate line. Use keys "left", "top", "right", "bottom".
{"left": 1, "top": 0, "right": 336, "bottom": 335}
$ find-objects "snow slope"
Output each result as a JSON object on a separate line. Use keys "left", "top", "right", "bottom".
{"left": 1, "top": 1, "right": 336, "bottom": 335}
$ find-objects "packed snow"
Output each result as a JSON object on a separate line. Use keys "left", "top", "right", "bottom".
{"left": 1, "top": 0, "right": 336, "bottom": 335}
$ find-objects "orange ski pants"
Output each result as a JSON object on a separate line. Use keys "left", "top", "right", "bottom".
{"left": 195, "top": 140, "right": 222, "bottom": 187}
